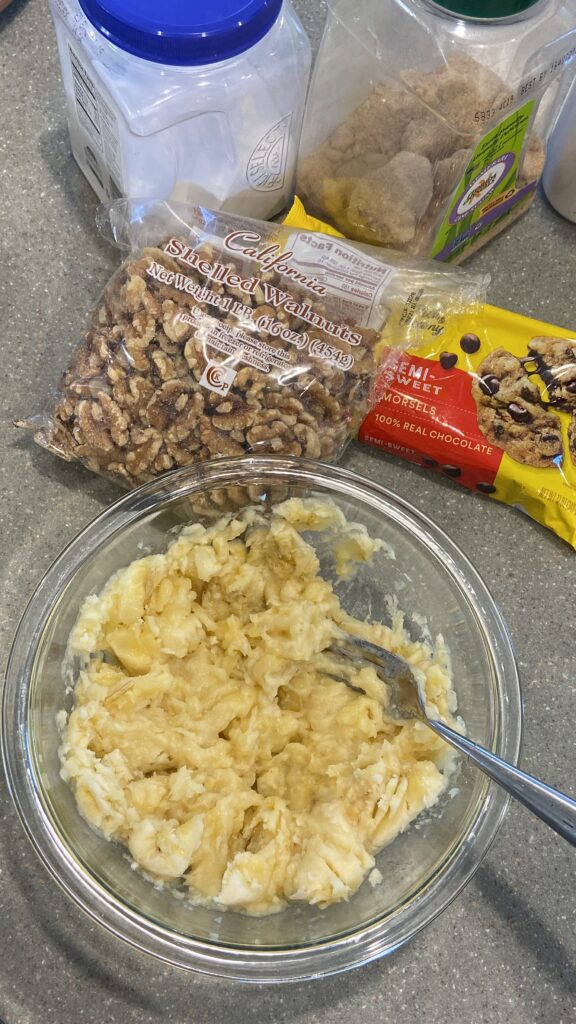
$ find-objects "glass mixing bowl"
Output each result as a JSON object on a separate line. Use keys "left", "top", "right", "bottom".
{"left": 2, "top": 457, "right": 521, "bottom": 982}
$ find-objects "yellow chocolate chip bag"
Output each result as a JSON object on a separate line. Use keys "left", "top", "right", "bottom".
{"left": 360, "top": 305, "right": 576, "bottom": 549}
{"left": 283, "top": 196, "right": 346, "bottom": 238}
{"left": 285, "top": 197, "right": 576, "bottom": 549}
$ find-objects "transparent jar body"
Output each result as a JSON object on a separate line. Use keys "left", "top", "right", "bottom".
{"left": 49, "top": 0, "right": 311, "bottom": 218}
{"left": 297, "top": 0, "right": 576, "bottom": 261}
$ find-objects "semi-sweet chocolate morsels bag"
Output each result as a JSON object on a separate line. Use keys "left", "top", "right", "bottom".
{"left": 284, "top": 199, "right": 576, "bottom": 549}
{"left": 359, "top": 304, "right": 576, "bottom": 549}
{"left": 16, "top": 200, "right": 486, "bottom": 487}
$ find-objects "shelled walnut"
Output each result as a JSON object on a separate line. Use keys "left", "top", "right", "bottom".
{"left": 17, "top": 238, "right": 379, "bottom": 486}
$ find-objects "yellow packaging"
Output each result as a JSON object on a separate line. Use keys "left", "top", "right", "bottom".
{"left": 283, "top": 196, "right": 345, "bottom": 238}
{"left": 285, "top": 197, "right": 576, "bottom": 549}
{"left": 360, "top": 306, "right": 576, "bottom": 549}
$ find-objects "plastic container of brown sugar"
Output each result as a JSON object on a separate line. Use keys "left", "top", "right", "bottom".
{"left": 297, "top": 0, "right": 576, "bottom": 262}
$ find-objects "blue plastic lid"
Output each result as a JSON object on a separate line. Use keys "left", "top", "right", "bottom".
{"left": 78, "top": 0, "right": 283, "bottom": 66}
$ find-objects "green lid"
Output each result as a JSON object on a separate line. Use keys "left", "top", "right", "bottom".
{"left": 430, "top": 0, "right": 540, "bottom": 17}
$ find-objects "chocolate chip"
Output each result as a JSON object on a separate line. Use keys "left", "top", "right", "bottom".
{"left": 479, "top": 374, "right": 500, "bottom": 396}
{"left": 440, "top": 352, "right": 458, "bottom": 370}
{"left": 422, "top": 457, "right": 438, "bottom": 467}
{"left": 441, "top": 465, "right": 461, "bottom": 478}
{"left": 476, "top": 482, "right": 496, "bottom": 494}
{"left": 542, "top": 434, "right": 562, "bottom": 449}
{"left": 567, "top": 381, "right": 576, "bottom": 393}
{"left": 520, "top": 385, "right": 536, "bottom": 400}
{"left": 508, "top": 402, "right": 532, "bottom": 423}
{"left": 460, "top": 333, "right": 480, "bottom": 354}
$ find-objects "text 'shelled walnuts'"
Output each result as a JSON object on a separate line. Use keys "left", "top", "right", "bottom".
{"left": 26, "top": 240, "right": 378, "bottom": 486}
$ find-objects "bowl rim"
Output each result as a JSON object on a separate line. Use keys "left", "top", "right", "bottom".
{"left": 2, "top": 456, "right": 522, "bottom": 982}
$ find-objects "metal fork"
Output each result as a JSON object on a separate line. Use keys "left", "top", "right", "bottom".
{"left": 330, "top": 634, "right": 576, "bottom": 846}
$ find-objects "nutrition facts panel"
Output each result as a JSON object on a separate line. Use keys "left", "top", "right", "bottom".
{"left": 290, "top": 231, "right": 394, "bottom": 327}
{"left": 67, "top": 43, "right": 123, "bottom": 194}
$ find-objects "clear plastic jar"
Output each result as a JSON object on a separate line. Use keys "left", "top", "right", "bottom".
{"left": 49, "top": 0, "right": 311, "bottom": 219}
{"left": 297, "top": 0, "right": 576, "bottom": 261}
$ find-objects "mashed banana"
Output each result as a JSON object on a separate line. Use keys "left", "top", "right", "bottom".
{"left": 59, "top": 498, "right": 458, "bottom": 915}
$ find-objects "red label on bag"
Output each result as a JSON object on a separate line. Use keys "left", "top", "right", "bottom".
{"left": 359, "top": 350, "right": 503, "bottom": 490}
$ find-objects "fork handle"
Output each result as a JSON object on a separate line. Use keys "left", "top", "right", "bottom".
{"left": 429, "top": 719, "right": 576, "bottom": 846}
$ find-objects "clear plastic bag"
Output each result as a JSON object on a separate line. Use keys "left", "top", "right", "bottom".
{"left": 16, "top": 200, "right": 488, "bottom": 487}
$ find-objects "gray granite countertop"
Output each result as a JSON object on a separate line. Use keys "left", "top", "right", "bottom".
{"left": 1, "top": 2, "right": 575, "bottom": 1022}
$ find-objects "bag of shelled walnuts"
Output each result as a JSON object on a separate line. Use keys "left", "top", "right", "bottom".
{"left": 16, "top": 200, "right": 486, "bottom": 487}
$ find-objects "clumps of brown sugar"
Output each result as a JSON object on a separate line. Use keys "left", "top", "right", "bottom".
{"left": 298, "top": 53, "right": 545, "bottom": 254}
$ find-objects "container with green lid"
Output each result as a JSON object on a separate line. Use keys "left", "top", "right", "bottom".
{"left": 297, "top": 0, "right": 576, "bottom": 262}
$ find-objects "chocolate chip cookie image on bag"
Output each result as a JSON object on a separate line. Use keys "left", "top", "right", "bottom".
{"left": 472, "top": 348, "right": 563, "bottom": 468}
{"left": 526, "top": 336, "right": 576, "bottom": 468}
{"left": 525, "top": 337, "right": 576, "bottom": 409}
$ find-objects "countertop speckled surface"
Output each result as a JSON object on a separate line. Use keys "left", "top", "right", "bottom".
{"left": 1, "top": 2, "right": 576, "bottom": 1022}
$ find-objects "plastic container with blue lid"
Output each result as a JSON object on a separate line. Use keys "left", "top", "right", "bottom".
{"left": 49, "top": 0, "right": 311, "bottom": 216}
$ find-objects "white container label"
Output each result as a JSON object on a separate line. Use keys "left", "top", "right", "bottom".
{"left": 67, "top": 44, "right": 123, "bottom": 195}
